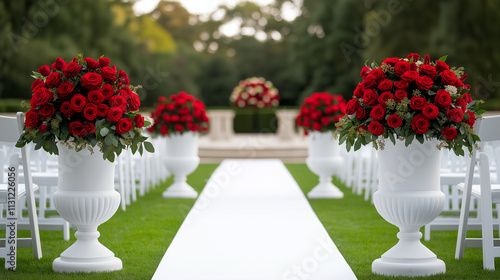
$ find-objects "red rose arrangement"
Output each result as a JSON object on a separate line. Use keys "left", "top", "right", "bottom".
{"left": 337, "top": 53, "right": 484, "bottom": 156}
{"left": 230, "top": 77, "right": 279, "bottom": 108}
{"left": 16, "top": 54, "right": 154, "bottom": 162}
{"left": 148, "top": 92, "right": 209, "bottom": 136}
{"left": 296, "top": 92, "right": 347, "bottom": 135}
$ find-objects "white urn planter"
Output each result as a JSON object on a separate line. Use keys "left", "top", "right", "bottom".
{"left": 372, "top": 139, "right": 445, "bottom": 277}
{"left": 306, "top": 131, "right": 344, "bottom": 199}
{"left": 53, "top": 145, "right": 122, "bottom": 273}
{"left": 163, "top": 131, "right": 200, "bottom": 198}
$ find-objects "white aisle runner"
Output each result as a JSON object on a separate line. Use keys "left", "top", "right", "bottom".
{"left": 153, "top": 159, "right": 357, "bottom": 280}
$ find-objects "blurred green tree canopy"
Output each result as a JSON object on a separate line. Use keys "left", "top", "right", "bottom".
{"left": 1, "top": 0, "right": 500, "bottom": 109}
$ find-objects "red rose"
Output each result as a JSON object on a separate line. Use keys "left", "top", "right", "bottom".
{"left": 394, "top": 80, "right": 409, "bottom": 89}
{"left": 38, "top": 65, "right": 51, "bottom": 76}
{"left": 409, "top": 96, "right": 427, "bottom": 110}
{"left": 368, "top": 68, "right": 385, "bottom": 82}
{"left": 84, "top": 57, "right": 100, "bottom": 69}
{"left": 407, "top": 53, "right": 420, "bottom": 61}
{"left": 416, "top": 75, "right": 433, "bottom": 91}
{"left": 83, "top": 123, "right": 96, "bottom": 136}
{"left": 356, "top": 107, "right": 367, "bottom": 120}
{"left": 455, "top": 98, "right": 467, "bottom": 110}
{"left": 81, "top": 72, "right": 103, "bottom": 90}
{"left": 97, "top": 104, "right": 109, "bottom": 117}
{"left": 311, "top": 110, "right": 322, "bottom": 120}
{"left": 394, "top": 60, "right": 410, "bottom": 76}
{"left": 32, "top": 79, "right": 45, "bottom": 91}
{"left": 133, "top": 114, "right": 144, "bottom": 128}
{"left": 435, "top": 60, "right": 449, "bottom": 72}
{"left": 411, "top": 114, "right": 430, "bottom": 134}
{"left": 53, "top": 57, "right": 65, "bottom": 70}
{"left": 455, "top": 79, "right": 464, "bottom": 88}
{"left": 88, "top": 90, "right": 104, "bottom": 104}
{"left": 160, "top": 124, "right": 169, "bottom": 135}
{"left": 466, "top": 111, "right": 475, "bottom": 127}
{"left": 69, "top": 121, "right": 85, "bottom": 137}
{"left": 346, "top": 99, "right": 360, "bottom": 115}
{"left": 363, "top": 89, "right": 378, "bottom": 106}
{"left": 45, "top": 72, "right": 62, "bottom": 88}
{"left": 115, "top": 118, "right": 133, "bottom": 134}
{"left": 422, "top": 103, "right": 439, "bottom": 119}
{"left": 39, "top": 123, "right": 48, "bottom": 132}
{"left": 369, "top": 104, "right": 386, "bottom": 121}
{"left": 378, "top": 92, "right": 394, "bottom": 106}
{"left": 401, "top": 70, "right": 420, "bottom": 82}
{"left": 101, "top": 66, "right": 117, "bottom": 81}
{"left": 360, "top": 66, "right": 371, "bottom": 78}
{"left": 419, "top": 65, "right": 438, "bottom": 79}
{"left": 101, "top": 83, "right": 114, "bottom": 100}
{"left": 189, "top": 123, "right": 199, "bottom": 132}
{"left": 129, "top": 93, "right": 141, "bottom": 111}
{"left": 361, "top": 75, "right": 378, "bottom": 89}
{"left": 118, "top": 70, "right": 129, "bottom": 85}
{"left": 62, "top": 61, "right": 82, "bottom": 78}
{"left": 170, "top": 115, "right": 180, "bottom": 123}
{"left": 99, "top": 57, "right": 110, "bottom": 67}
{"left": 394, "top": 89, "right": 407, "bottom": 101}
{"left": 31, "top": 87, "right": 53, "bottom": 106}
{"left": 70, "top": 94, "right": 87, "bottom": 112}
{"left": 166, "top": 103, "right": 176, "bottom": 111}
{"left": 174, "top": 123, "right": 184, "bottom": 132}
{"left": 434, "top": 90, "right": 452, "bottom": 108}
{"left": 353, "top": 83, "right": 364, "bottom": 98}
{"left": 368, "top": 121, "right": 384, "bottom": 136}
{"left": 107, "top": 106, "right": 123, "bottom": 122}
{"left": 448, "top": 108, "right": 464, "bottom": 123}
{"left": 109, "top": 95, "right": 127, "bottom": 111}
{"left": 312, "top": 122, "right": 322, "bottom": 131}
{"left": 83, "top": 103, "right": 98, "bottom": 121}
{"left": 442, "top": 127, "right": 458, "bottom": 140}
{"left": 387, "top": 114, "right": 402, "bottom": 128}
{"left": 25, "top": 110, "right": 40, "bottom": 128}
{"left": 441, "top": 70, "right": 457, "bottom": 86}
{"left": 60, "top": 101, "right": 73, "bottom": 116}
{"left": 57, "top": 81, "right": 74, "bottom": 99}
{"left": 382, "top": 57, "right": 400, "bottom": 66}
{"left": 378, "top": 79, "right": 393, "bottom": 92}
{"left": 39, "top": 104, "right": 55, "bottom": 118}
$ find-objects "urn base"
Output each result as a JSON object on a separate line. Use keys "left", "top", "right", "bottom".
{"left": 372, "top": 257, "right": 445, "bottom": 277}
{"left": 307, "top": 182, "right": 344, "bottom": 199}
{"left": 163, "top": 181, "right": 198, "bottom": 198}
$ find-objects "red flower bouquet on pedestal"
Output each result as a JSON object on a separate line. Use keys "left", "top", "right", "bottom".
{"left": 16, "top": 54, "right": 153, "bottom": 162}
{"left": 148, "top": 92, "right": 209, "bottom": 136}
{"left": 296, "top": 92, "right": 347, "bottom": 135}
{"left": 337, "top": 53, "right": 484, "bottom": 156}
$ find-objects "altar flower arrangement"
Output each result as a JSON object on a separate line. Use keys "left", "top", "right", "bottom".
{"left": 230, "top": 77, "right": 280, "bottom": 108}
{"left": 296, "top": 92, "right": 347, "bottom": 135}
{"left": 336, "top": 53, "right": 485, "bottom": 156}
{"left": 147, "top": 91, "right": 209, "bottom": 136}
{"left": 16, "top": 54, "right": 154, "bottom": 162}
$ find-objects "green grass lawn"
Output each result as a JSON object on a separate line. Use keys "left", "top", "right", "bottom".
{"left": 1, "top": 163, "right": 500, "bottom": 279}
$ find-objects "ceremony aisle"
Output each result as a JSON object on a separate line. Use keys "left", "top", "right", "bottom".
{"left": 152, "top": 159, "right": 357, "bottom": 280}
{"left": 0, "top": 164, "right": 495, "bottom": 279}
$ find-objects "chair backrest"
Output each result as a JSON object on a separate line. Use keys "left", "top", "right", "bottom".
{"left": 0, "top": 114, "right": 21, "bottom": 143}
{"left": 477, "top": 115, "right": 500, "bottom": 142}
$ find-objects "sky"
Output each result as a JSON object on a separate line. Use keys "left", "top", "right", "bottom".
{"left": 133, "top": 0, "right": 300, "bottom": 21}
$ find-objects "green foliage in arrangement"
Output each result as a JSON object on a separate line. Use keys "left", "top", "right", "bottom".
{"left": 0, "top": 164, "right": 497, "bottom": 279}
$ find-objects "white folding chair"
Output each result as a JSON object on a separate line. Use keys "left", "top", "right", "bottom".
{"left": 456, "top": 115, "right": 500, "bottom": 270}
{"left": 0, "top": 113, "right": 42, "bottom": 269}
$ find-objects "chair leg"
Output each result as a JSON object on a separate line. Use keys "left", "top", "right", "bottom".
{"left": 25, "top": 187, "right": 42, "bottom": 259}
{"left": 456, "top": 189, "right": 472, "bottom": 259}
{"left": 480, "top": 197, "right": 496, "bottom": 270}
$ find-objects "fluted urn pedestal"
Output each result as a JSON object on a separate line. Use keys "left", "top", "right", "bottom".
{"left": 53, "top": 145, "right": 122, "bottom": 273}
{"left": 163, "top": 132, "right": 200, "bottom": 198}
{"left": 306, "top": 131, "right": 344, "bottom": 199}
{"left": 372, "top": 139, "right": 445, "bottom": 277}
